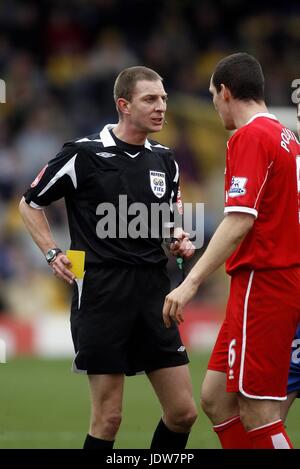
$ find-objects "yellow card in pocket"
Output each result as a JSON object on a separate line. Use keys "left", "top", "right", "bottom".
{"left": 66, "top": 250, "right": 85, "bottom": 279}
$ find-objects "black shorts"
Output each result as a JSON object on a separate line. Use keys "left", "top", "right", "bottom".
{"left": 70, "top": 265, "right": 189, "bottom": 375}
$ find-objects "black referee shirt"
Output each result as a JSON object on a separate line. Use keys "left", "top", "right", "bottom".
{"left": 24, "top": 124, "right": 180, "bottom": 267}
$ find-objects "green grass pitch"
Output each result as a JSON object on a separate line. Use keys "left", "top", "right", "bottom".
{"left": 0, "top": 353, "right": 299, "bottom": 449}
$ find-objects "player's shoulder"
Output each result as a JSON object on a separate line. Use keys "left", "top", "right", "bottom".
{"left": 147, "top": 138, "right": 174, "bottom": 159}
{"left": 244, "top": 115, "right": 281, "bottom": 136}
{"left": 147, "top": 139, "right": 179, "bottom": 180}
{"left": 53, "top": 133, "right": 110, "bottom": 166}
{"left": 65, "top": 132, "right": 105, "bottom": 153}
{"left": 230, "top": 116, "right": 279, "bottom": 147}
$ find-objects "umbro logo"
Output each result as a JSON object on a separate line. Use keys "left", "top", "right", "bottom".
{"left": 177, "top": 346, "right": 186, "bottom": 352}
{"left": 96, "top": 152, "right": 116, "bottom": 158}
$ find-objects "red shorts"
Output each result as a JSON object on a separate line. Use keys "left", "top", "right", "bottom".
{"left": 208, "top": 268, "right": 300, "bottom": 399}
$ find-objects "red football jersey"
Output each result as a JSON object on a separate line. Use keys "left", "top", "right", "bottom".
{"left": 225, "top": 113, "right": 300, "bottom": 274}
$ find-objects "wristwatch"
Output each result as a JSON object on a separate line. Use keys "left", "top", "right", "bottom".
{"left": 45, "top": 248, "right": 62, "bottom": 264}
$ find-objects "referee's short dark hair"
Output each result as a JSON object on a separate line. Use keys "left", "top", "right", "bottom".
{"left": 212, "top": 52, "right": 265, "bottom": 103}
{"left": 114, "top": 66, "right": 163, "bottom": 103}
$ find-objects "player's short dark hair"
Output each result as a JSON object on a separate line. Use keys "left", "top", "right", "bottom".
{"left": 114, "top": 66, "right": 162, "bottom": 103}
{"left": 212, "top": 53, "right": 265, "bottom": 103}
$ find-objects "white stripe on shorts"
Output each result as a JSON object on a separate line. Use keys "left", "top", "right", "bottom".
{"left": 238, "top": 271, "right": 287, "bottom": 401}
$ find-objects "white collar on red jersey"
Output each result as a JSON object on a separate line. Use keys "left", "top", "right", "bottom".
{"left": 245, "top": 113, "right": 278, "bottom": 125}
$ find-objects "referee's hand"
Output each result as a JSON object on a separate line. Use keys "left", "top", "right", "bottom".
{"left": 50, "top": 253, "right": 75, "bottom": 285}
{"left": 169, "top": 230, "right": 195, "bottom": 259}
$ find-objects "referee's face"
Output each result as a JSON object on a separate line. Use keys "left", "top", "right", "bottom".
{"left": 127, "top": 80, "right": 167, "bottom": 133}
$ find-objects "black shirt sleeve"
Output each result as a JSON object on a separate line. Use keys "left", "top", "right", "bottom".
{"left": 24, "top": 143, "right": 85, "bottom": 207}
{"left": 169, "top": 153, "right": 182, "bottom": 227}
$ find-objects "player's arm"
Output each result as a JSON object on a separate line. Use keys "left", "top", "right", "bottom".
{"left": 19, "top": 144, "right": 84, "bottom": 284}
{"left": 165, "top": 157, "right": 195, "bottom": 259}
{"left": 19, "top": 198, "right": 75, "bottom": 284}
{"left": 19, "top": 197, "right": 58, "bottom": 255}
{"left": 163, "top": 212, "right": 254, "bottom": 327}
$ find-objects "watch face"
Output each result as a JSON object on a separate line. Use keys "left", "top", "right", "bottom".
{"left": 46, "top": 249, "right": 56, "bottom": 262}
{"left": 46, "top": 248, "right": 61, "bottom": 263}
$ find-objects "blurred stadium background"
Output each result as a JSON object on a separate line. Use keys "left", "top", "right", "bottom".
{"left": 0, "top": 0, "right": 299, "bottom": 449}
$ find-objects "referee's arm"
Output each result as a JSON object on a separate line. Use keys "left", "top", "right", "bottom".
{"left": 19, "top": 197, "right": 75, "bottom": 284}
{"left": 167, "top": 228, "right": 195, "bottom": 259}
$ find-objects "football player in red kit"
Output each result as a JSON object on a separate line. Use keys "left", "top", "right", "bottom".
{"left": 281, "top": 91, "right": 300, "bottom": 423}
{"left": 163, "top": 53, "right": 300, "bottom": 449}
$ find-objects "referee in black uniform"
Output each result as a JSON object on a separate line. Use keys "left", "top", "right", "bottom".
{"left": 19, "top": 66, "right": 198, "bottom": 449}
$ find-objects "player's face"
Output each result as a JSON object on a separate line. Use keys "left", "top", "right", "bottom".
{"left": 127, "top": 80, "right": 167, "bottom": 133}
{"left": 209, "top": 77, "right": 236, "bottom": 130}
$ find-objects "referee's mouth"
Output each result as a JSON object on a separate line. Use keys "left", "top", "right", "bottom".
{"left": 151, "top": 117, "right": 164, "bottom": 125}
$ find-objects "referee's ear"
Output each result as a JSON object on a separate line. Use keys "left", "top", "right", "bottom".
{"left": 116, "top": 98, "right": 130, "bottom": 116}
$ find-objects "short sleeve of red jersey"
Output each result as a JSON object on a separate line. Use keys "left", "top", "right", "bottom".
{"left": 224, "top": 129, "right": 274, "bottom": 218}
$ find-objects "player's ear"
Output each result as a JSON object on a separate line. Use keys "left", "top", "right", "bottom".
{"left": 117, "top": 98, "right": 130, "bottom": 116}
{"left": 220, "top": 84, "right": 231, "bottom": 102}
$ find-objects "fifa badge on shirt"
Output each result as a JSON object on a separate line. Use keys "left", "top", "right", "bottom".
{"left": 228, "top": 176, "right": 248, "bottom": 197}
{"left": 149, "top": 170, "right": 166, "bottom": 198}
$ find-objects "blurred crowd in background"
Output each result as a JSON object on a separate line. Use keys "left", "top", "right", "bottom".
{"left": 0, "top": 0, "right": 299, "bottom": 319}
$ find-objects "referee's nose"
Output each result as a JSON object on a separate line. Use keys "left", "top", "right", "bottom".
{"left": 155, "top": 96, "right": 167, "bottom": 113}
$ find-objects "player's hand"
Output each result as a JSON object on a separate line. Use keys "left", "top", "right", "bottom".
{"left": 169, "top": 229, "right": 195, "bottom": 259}
{"left": 163, "top": 278, "right": 198, "bottom": 328}
{"left": 50, "top": 253, "right": 75, "bottom": 285}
